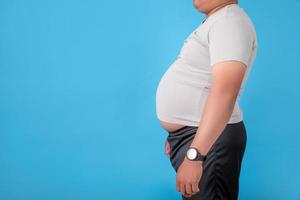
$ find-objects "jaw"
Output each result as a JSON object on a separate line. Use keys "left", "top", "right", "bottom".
{"left": 193, "top": 0, "right": 215, "bottom": 14}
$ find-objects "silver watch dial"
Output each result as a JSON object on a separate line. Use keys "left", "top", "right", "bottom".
{"left": 187, "top": 148, "right": 197, "bottom": 160}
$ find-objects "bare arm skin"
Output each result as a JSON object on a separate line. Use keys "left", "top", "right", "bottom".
{"left": 190, "top": 60, "right": 247, "bottom": 156}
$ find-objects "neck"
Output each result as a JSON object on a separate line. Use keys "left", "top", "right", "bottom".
{"left": 206, "top": 1, "right": 237, "bottom": 17}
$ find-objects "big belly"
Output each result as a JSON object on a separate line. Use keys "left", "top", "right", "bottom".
{"left": 156, "top": 68, "right": 209, "bottom": 132}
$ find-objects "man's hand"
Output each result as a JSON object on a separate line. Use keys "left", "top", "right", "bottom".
{"left": 165, "top": 139, "right": 171, "bottom": 157}
{"left": 176, "top": 157, "right": 203, "bottom": 197}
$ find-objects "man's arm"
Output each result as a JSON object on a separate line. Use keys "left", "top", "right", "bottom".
{"left": 190, "top": 60, "right": 246, "bottom": 156}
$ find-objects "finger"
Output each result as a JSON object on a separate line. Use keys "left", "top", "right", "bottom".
{"left": 191, "top": 181, "right": 200, "bottom": 194}
{"left": 185, "top": 183, "right": 193, "bottom": 196}
{"left": 182, "top": 191, "right": 192, "bottom": 198}
{"left": 180, "top": 183, "right": 186, "bottom": 196}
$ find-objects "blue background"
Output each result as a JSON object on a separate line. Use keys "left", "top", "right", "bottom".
{"left": 1, "top": 0, "right": 300, "bottom": 199}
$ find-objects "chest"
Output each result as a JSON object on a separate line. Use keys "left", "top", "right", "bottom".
{"left": 177, "top": 25, "right": 211, "bottom": 71}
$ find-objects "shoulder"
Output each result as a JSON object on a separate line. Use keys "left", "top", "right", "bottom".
{"left": 206, "top": 6, "right": 258, "bottom": 67}
{"left": 207, "top": 6, "right": 257, "bottom": 41}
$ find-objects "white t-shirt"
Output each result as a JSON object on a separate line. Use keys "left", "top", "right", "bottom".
{"left": 156, "top": 3, "right": 258, "bottom": 126}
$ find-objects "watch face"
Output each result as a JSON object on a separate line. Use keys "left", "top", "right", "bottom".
{"left": 187, "top": 148, "right": 197, "bottom": 160}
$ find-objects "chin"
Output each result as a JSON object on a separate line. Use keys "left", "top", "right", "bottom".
{"left": 193, "top": 0, "right": 208, "bottom": 13}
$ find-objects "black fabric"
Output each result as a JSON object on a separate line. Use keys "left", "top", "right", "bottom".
{"left": 166, "top": 121, "right": 247, "bottom": 200}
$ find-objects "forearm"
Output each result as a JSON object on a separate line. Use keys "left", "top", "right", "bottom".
{"left": 190, "top": 89, "right": 237, "bottom": 156}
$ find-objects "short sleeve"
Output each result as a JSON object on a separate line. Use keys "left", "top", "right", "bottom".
{"left": 208, "top": 16, "right": 254, "bottom": 67}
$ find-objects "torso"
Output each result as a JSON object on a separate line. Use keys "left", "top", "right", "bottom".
{"left": 155, "top": 4, "right": 258, "bottom": 131}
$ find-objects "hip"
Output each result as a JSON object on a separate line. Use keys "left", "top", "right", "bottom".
{"left": 166, "top": 120, "right": 247, "bottom": 172}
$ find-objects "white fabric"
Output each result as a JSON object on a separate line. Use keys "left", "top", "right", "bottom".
{"left": 156, "top": 3, "right": 258, "bottom": 126}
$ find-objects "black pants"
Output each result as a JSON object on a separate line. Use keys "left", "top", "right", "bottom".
{"left": 166, "top": 121, "right": 247, "bottom": 200}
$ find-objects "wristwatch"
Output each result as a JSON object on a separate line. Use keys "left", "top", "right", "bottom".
{"left": 186, "top": 147, "right": 207, "bottom": 162}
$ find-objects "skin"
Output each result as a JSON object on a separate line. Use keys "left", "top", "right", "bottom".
{"left": 164, "top": 0, "right": 246, "bottom": 198}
